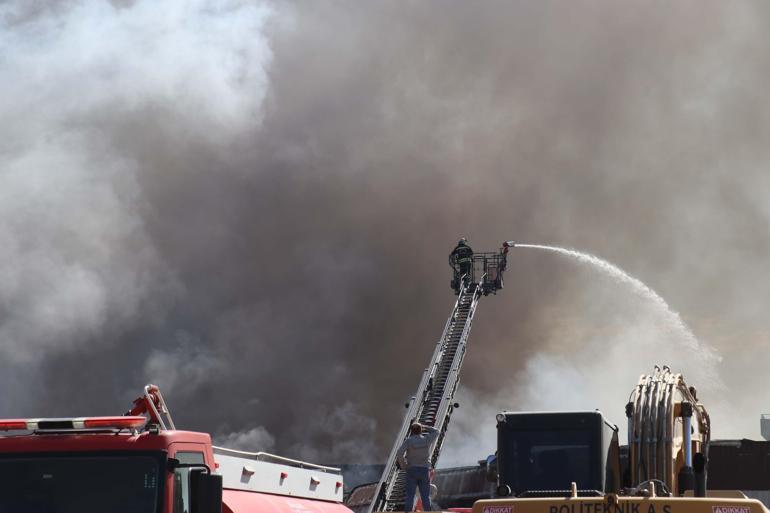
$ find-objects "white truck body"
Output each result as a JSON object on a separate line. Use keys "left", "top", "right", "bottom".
{"left": 214, "top": 446, "right": 344, "bottom": 502}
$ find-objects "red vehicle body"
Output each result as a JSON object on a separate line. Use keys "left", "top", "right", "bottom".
{"left": 0, "top": 387, "right": 353, "bottom": 513}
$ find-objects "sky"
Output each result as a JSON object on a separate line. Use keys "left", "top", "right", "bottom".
{"left": 1, "top": 0, "right": 770, "bottom": 466}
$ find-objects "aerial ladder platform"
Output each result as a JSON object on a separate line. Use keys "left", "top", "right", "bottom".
{"left": 368, "top": 241, "right": 513, "bottom": 513}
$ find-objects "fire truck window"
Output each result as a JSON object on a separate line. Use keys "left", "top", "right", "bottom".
{"left": 0, "top": 453, "right": 161, "bottom": 513}
{"left": 173, "top": 451, "right": 206, "bottom": 513}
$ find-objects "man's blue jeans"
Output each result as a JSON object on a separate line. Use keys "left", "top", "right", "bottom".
{"left": 404, "top": 466, "right": 431, "bottom": 511}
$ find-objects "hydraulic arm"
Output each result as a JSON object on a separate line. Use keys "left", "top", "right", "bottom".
{"left": 626, "top": 366, "right": 711, "bottom": 496}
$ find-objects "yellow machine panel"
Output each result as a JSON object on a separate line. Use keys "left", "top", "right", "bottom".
{"left": 472, "top": 496, "right": 769, "bottom": 513}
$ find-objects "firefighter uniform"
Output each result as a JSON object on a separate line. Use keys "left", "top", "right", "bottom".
{"left": 451, "top": 239, "right": 474, "bottom": 281}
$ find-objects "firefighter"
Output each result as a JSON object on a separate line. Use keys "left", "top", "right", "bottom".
{"left": 397, "top": 422, "right": 440, "bottom": 512}
{"left": 450, "top": 238, "right": 474, "bottom": 285}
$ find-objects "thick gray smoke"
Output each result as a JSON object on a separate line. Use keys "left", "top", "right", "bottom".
{"left": 2, "top": 1, "right": 770, "bottom": 465}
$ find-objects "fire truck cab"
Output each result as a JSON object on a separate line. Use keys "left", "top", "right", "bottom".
{"left": 0, "top": 423, "right": 218, "bottom": 513}
{"left": 0, "top": 386, "right": 350, "bottom": 513}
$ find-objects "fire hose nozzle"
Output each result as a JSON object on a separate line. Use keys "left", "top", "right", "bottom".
{"left": 503, "top": 240, "right": 516, "bottom": 248}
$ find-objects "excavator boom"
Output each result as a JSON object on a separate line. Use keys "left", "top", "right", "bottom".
{"left": 625, "top": 366, "right": 710, "bottom": 496}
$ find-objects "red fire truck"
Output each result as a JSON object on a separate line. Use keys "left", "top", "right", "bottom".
{"left": 0, "top": 385, "right": 354, "bottom": 513}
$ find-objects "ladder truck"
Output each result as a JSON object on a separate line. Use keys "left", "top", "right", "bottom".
{"left": 368, "top": 241, "right": 514, "bottom": 513}
{"left": 0, "top": 385, "right": 352, "bottom": 513}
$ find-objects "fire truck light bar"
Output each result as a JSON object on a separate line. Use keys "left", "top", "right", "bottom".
{"left": 0, "top": 420, "right": 27, "bottom": 431}
{"left": 0, "top": 416, "right": 147, "bottom": 431}
{"left": 82, "top": 416, "right": 147, "bottom": 429}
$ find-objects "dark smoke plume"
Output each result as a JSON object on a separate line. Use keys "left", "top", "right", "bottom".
{"left": 2, "top": 1, "right": 770, "bottom": 464}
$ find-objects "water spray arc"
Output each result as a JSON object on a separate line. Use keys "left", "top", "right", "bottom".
{"left": 513, "top": 243, "right": 721, "bottom": 382}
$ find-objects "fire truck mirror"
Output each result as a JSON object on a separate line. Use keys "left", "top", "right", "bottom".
{"left": 190, "top": 469, "right": 223, "bottom": 513}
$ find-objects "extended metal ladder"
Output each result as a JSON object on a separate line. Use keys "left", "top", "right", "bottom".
{"left": 367, "top": 243, "right": 512, "bottom": 513}
{"left": 368, "top": 280, "right": 484, "bottom": 512}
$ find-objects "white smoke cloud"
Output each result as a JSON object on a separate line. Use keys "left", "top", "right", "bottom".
{"left": 0, "top": 1, "right": 271, "bottom": 137}
{"left": 216, "top": 426, "right": 276, "bottom": 452}
{"left": 0, "top": 0, "right": 272, "bottom": 401}
{"left": 289, "top": 401, "right": 379, "bottom": 464}
{"left": 0, "top": 132, "right": 153, "bottom": 363}
{"left": 143, "top": 333, "right": 227, "bottom": 391}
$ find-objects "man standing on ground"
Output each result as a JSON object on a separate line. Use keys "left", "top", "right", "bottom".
{"left": 397, "top": 422, "right": 440, "bottom": 512}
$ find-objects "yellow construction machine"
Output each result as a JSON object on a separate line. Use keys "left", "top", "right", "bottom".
{"left": 472, "top": 366, "right": 767, "bottom": 513}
